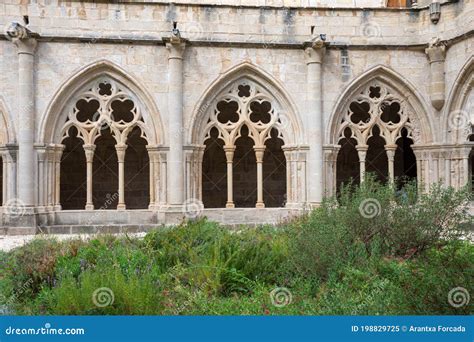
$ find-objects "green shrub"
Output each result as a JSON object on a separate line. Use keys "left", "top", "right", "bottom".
{"left": 288, "top": 176, "right": 471, "bottom": 282}
{"left": 27, "top": 267, "right": 164, "bottom": 315}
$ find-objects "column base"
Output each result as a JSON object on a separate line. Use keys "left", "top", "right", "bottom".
{"left": 226, "top": 202, "right": 235, "bottom": 208}
{"left": 256, "top": 202, "right": 265, "bottom": 208}
{"left": 85, "top": 204, "right": 94, "bottom": 210}
{"left": 117, "top": 204, "right": 126, "bottom": 211}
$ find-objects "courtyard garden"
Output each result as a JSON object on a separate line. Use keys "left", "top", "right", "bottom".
{"left": 0, "top": 178, "right": 473, "bottom": 315}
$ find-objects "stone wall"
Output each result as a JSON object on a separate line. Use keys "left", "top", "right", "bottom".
{"left": 0, "top": 0, "right": 472, "bottom": 231}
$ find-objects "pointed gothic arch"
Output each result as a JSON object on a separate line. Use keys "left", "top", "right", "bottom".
{"left": 186, "top": 62, "right": 306, "bottom": 208}
{"left": 0, "top": 98, "right": 17, "bottom": 207}
{"left": 39, "top": 59, "right": 164, "bottom": 145}
{"left": 442, "top": 57, "right": 474, "bottom": 190}
{"left": 326, "top": 65, "right": 433, "bottom": 192}
{"left": 443, "top": 56, "right": 474, "bottom": 144}
{"left": 38, "top": 60, "right": 165, "bottom": 211}
{"left": 189, "top": 62, "right": 304, "bottom": 146}
{"left": 327, "top": 65, "right": 434, "bottom": 145}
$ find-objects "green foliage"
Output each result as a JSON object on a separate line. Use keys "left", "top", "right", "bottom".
{"left": 1, "top": 181, "right": 472, "bottom": 315}
{"left": 288, "top": 176, "right": 471, "bottom": 282}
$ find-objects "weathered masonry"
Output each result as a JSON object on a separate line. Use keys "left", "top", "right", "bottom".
{"left": 0, "top": 0, "right": 473, "bottom": 233}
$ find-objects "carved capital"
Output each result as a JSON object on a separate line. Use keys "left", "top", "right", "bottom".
{"left": 305, "top": 45, "right": 326, "bottom": 65}
{"left": 254, "top": 146, "right": 266, "bottom": 162}
{"left": 115, "top": 144, "right": 127, "bottom": 162}
{"left": 165, "top": 41, "right": 186, "bottom": 60}
{"left": 385, "top": 144, "right": 397, "bottom": 161}
{"left": 425, "top": 38, "right": 446, "bottom": 63}
{"left": 83, "top": 144, "right": 96, "bottom": 162}
{"left": 223, "top": 146, "right": 236, "bottom": 162}
{"left": 6, "top": 22, "right": 38, "bottom": 55}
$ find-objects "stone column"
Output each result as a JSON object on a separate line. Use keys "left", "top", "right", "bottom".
{"left": 146, "top": 146, "right": 158, "bottom": 210}
{"left": 224, "top": 146, "right": 236, "bottom": 208}
{"left": 9, "top": 23, "right": 38, "bottom": 208}
{"left": 385, "top": 144, "right": 397, "bottom": 184}
{"left": 35, "top": 145, "right": 47, "bottom": 208}
{"left": 304, "top": 37, "right": 326, "bottom": 206}
{"left": 356, "top": 145, "right": 368, "bottom": 183}
{"left": 0, "top": 145, "right": 17, "bottom": 206}
{"left": 254, "top": 146, "right": 266, "bottom": 208}
{"left": 1, "top": 151, "right": 7, "bottom": 205}
{"left": 425, "top": 38, "right": 446, "bottom": 111}
{"left": 116, "top": 144, "right": 127, "bottom": 210}
{"left": 54, "top": 145, "right": 64, "bottom": 210}
{"left": 83, "top": 144, "right": 95, "bottom": 210}
{"left": 165, "top": 36, "right": 186, "bottom": 206}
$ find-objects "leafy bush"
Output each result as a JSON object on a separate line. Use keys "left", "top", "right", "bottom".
{"left": 288, "top": 177, "right": 471, "bottom": 282}
{"left": 0, "top": 181, "right": 472, "bottom": 315}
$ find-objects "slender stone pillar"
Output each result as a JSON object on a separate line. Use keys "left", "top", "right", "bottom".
{"left": 224, "top": 146, "right": 236, "bottom": 208}
{"left": 425, "top": 38, "right": 446, "bottom": 111}
{"left": 356, "top": 145, "right": 368, "bottom": 183}
{"left": 116, "top": 144, "right": 127, "bottom": 210}
{"left": 83, "top": 144, "right": 95, "bottom": 210}
{"left": 385, "top": 144, "right": 397, "bottom": 185}
{"left": 254, "top": 146, "right": 266, "bottom": 208}
{"left": 35, "top": 146, "right": 47, "bottom": 208}
{"left": 54, "top": 145, "right": 64, "bottom": 210}
{"left": 1, "top": 152, "right": 7, "bottom": 205}
{"left": 304, "top": 37, "right": 326, "bottom": 206}
{"left": 146, "top": 145, "right": 160, "bottom": 209}
{"left": 9, "top": 23, "right": 38, "bottom": 208}
{"left": 165, "top": 36, "right": 186, "bottom": 206}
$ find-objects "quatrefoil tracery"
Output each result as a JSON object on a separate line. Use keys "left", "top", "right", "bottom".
{"left": 203, "top": 80, "right": 287, "bottom": 147}
{"left": 61, "top": 79, "right": 148, "bottom": 145}
{"left": 337, "top": 83, "right": 420, "bottom": 146}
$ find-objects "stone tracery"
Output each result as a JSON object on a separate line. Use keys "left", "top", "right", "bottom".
{"left": 201, "top": 79, "right": 288, "bottom": 208}
{"left": 335, "top": 82, "right": 418, "bottom": 187}
{"left": 59, "top": 78, "right": 152, "bottom": 210}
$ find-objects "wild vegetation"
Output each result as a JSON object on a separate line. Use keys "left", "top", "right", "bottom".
{"left": 1, "top": 178, "right": 472, "bottom": 315}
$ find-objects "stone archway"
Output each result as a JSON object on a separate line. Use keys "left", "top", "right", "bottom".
{"left": 442, "top": 57, "right": 474, "bottom": 189}
{"left": 326, "top": 66, "right": 433, "bottom": 194}
{"left": 39, "top": 60, "right": 165, "bottom": 210}
{"left": 0, "top": 99, "right": 16, "bottom": 207}
{"left": 187, "top": 62, "right": 305, "bottom": 208}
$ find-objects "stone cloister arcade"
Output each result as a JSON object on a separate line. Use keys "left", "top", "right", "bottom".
{"left": 0, "top": 16, "right": 473, "bottom": 232}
